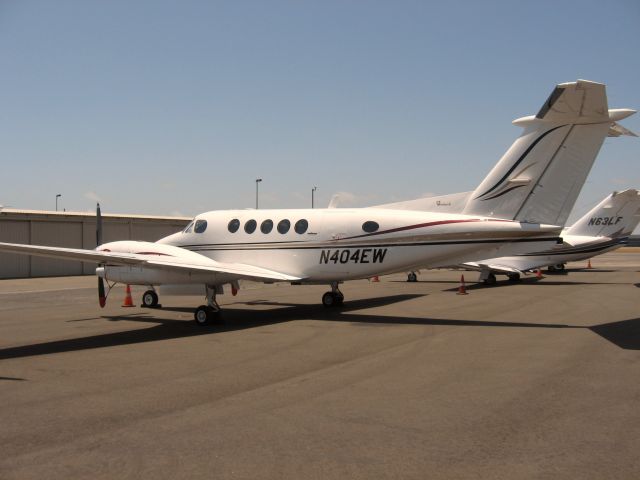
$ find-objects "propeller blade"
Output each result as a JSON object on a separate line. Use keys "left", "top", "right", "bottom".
{"left": 98, "top": 277, "right": 106, "bottom": 308}
{"left": 96, "top": 202, "right": 103, "bottom": 247}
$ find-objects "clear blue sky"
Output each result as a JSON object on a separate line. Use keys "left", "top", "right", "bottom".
{"left": 1, "top": 0, "right": 638, "bottom": 228}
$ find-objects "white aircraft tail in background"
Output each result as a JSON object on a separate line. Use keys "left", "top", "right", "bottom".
{"left": 463, "top": 189, "right": 640, "bottom": 283}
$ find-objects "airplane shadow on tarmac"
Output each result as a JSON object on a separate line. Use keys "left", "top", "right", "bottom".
{"left": 0, "top": 294, "right": 638, "bottom": 360}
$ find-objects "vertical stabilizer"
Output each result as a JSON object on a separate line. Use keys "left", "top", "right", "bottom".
{"left": 564, "top": 189, "right": 640, "bottom": 238}
{"left": 462, "top": 80, "right": 636, "bottom": 225}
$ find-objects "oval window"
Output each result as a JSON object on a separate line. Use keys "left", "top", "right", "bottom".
{"left": 244, "top": 219, "right": 257, "bottom": 234}
{"left": 277, "top": 219, "right": 290, "bottom": 234}
{"left": 194, "top": 219, "right": 208, "bottom": 233}
{"left": 362, "top": 221, "right": 379, "bottom": 233}
{"left": 261, "top": 219, "right": 273, "bottom": 234}
{"left": 294, "top": 219, "right": 308, "bottom": 234}
{"left": 228, "top": 218, "right": 240, "bottom": 233}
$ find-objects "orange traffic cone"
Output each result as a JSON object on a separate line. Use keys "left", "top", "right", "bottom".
{"left": 371, "top": 276, "right": 380, "bottom": 282}
{"left": 457, "top": 275, "right": 468, "bottom": 295}
{"left": 122, "top": 284, "right": 134, "bottom": 307}
{"left": 587, "top": 259, "right": 592, "bottom": 269}
{"left": 536, "top": 269, "right": 543, "bottom": 279}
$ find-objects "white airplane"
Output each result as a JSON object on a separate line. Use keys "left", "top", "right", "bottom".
{"left": 0, "top": 79, "right": 635, "bottom": 325}
{"left": 461, "top": 188, "right": 640, "bottom": 283}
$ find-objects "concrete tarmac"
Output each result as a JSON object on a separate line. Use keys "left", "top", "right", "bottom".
{"left": 1, "top": 251, "right": 639, "bottom": 479}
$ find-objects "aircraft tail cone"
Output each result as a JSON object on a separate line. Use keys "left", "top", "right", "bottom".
{"left": 587, "top": 259, "right": 592, "bottom": 269}
{"left": 457, "top": 275, "right": 468, "bottom": 295}
{"left": 371, "top": 276, "right": 380, "bottom": 282}
{"left": 122, "top": 284, "right": 135, "bottom": 307}
{"left": 536, "top": 269, "right": 544, "bottom": 279}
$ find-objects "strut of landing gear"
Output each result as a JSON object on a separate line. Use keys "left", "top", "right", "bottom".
{"left": 322, "top": 282, "right": 344, "bottom": 308}
{"left": 482, "top": 272, "right": 497, "bottom": 285}
{"left": 194, "top": 285, "right": 223, "bottom": 326}
{"left": 141, "top": 289, "right": 160, "bottom": 308}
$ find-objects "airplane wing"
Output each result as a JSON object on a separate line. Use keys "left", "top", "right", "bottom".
{"left": 462, "top": 261, "right": 525, "bottom": 275}
{"left": 0, "top": 242, "right": 302, "bottom": 282}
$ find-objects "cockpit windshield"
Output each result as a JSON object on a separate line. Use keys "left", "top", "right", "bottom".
{"left": 183, "top": 220, "right": 195, "bottom": 233}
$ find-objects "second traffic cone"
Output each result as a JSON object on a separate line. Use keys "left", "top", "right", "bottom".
{"left": 587, "top": 259, "right": 592, "bottom": 269}
{"left": 122, "top": 284, "right": 134, "bottom": 307}
{"left": 457, "top": 275, "right": 468, "bottom": 295}
{"left": 372, "top": 276, "right": 380, "bottom": 282}
{"left": 536, "top": 269, "right": 543, "bottom": 279}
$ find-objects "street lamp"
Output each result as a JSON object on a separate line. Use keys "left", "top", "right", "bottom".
{"left": 55, "top": 194, "right": 62, "bottom": 212}
{"left": 255, "top": 178, "right": 262, "bottom": 209}
{"left": 312, "top": 186, "right": 317, "bottom": 209}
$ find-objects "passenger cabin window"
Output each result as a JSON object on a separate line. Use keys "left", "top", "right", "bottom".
{"left": 184, "top": 221, "right": 195, "bottom": 233}
{"left": 362, "top": 221, "right": 379, "bottom": 233}
{"left": 245, "top": 219, "right": 257, "bottom": 234}
{"left": 277, "top": 219, "right": 290, "bottom": 234}
{"left": 228, "top": 218, "right": 240, "bottom": 233}
{"left": 194, "top": 220, "right": 208, "bottom": 233}
{"left": 295, "top": 219, "right": 308, "bottom": 234}
{"left": 261, "top": 219, "right": 273, "bottom": 234}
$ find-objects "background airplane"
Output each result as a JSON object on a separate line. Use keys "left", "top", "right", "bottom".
{"left": 0, "top": 79, "right": 635, "bottom": 325}
{"left": 462, "top": 188, "right": 640, "bottom": 283}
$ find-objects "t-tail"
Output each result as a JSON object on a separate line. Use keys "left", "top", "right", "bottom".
{"left": 564, "top": 189, "right": 640, "bottom": 238}
{"left": 462, "top": 80, "right": 637, "bottom": 225}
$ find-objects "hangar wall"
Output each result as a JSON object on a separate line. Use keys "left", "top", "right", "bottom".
{"left": 0, "top": 210, "right": 190, "bottom": 279}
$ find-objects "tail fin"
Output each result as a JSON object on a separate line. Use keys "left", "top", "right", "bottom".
{"left": 564, "top": 189, "right": 640, "bottom": 238}
{"left": 462, "top": 80, "right": 636, "bottom": 225}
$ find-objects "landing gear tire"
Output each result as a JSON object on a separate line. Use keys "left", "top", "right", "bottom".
{"left": 194, "top": 305, "right": 220, "bottom": 326}
{"left": 556, "top": 263, "right": 566, "bottom": 271}
{"left": 483, "top": 273, "right": 497, "bottom": 285}
{"left": 407, "top": 272, "right": 418, "bottom": 282}
{"left": 547, "top": 265, "right": 556, "bottom": 273}
{"left": 322, "top": 292, "right": 344, "bottom": 308}
{"left": 142, "top": 290, "right": 159, "bottom": 308}
{"left": 507, "top": 273, "right": 521, "bottom": 282}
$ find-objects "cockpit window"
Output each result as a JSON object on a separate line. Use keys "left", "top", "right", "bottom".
{"left": 194, "top": 220, "right": 208, "bottom": 233}
{"left": 184, "top": 220, "right": 195, "bottom": 233}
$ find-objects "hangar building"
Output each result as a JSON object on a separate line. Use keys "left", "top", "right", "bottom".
{"left": 0, "top": 209, "right": 190, "bottom": 279}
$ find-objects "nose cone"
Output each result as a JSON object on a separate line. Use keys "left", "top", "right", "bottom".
{"left": 157, "top": 232, "right": 182, "bottom": 245}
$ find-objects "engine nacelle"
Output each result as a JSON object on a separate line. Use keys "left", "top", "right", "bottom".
{"left": 95, "top": 265, "right": 227, "bottom": 286}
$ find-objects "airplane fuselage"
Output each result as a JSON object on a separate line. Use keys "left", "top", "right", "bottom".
{"left": 97, "top": 208, "right": 561, "bottom": 286}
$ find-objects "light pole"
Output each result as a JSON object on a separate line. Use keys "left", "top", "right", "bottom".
{"left": 312, "top": 186, "right": 317, "bottom": 209}
{"left": 255, "top": 178, "right": 262, "bottom": 209}
{"left": 55, "top": 194, "right": 62, "bottom": 212}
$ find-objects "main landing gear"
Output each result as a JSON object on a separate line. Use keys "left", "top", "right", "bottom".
{"left": 407, "top": 272, "right": 418, "bottom": 282}
{"left": 322, "top": 282, "right": 344, "bottom": 308}
{"left": 194, "top": 285, "right": 223, "bottom": 326}
{"left": 547, "top": 263, "right": 566, "bottom": 273}
{"left": 141, "top": 289, "right": 160, "bottom": 308}
{"left": 482, "top": 272, "right": 497, "bottom": 286}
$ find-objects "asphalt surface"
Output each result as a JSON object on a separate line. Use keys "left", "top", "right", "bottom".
{"left": 1, "top": 251, "right": 639, "bottom": 479}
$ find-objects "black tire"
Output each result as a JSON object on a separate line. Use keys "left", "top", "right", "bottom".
{"left": 335, "top": 293, "right": 344, "bottom": 305}
{"left": 507, "top": 273, "right": 521, "bottom": 282}
{"left": 194, "top": 305, "right": 211, "bottom": 326}
{"left": 557, "top": 263, "right": 566, "bottom": 271}
{"left": 547, "top": 265, "right": 556, "bottom": 272}
{"left": 142, "top": 290, "right": 159, "bottom": 307}
{"left": 322, "top": 292, "right": 336, "bottom": 308}
{"left": 407, "top": 272, "right": 417, "bottom": 282}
